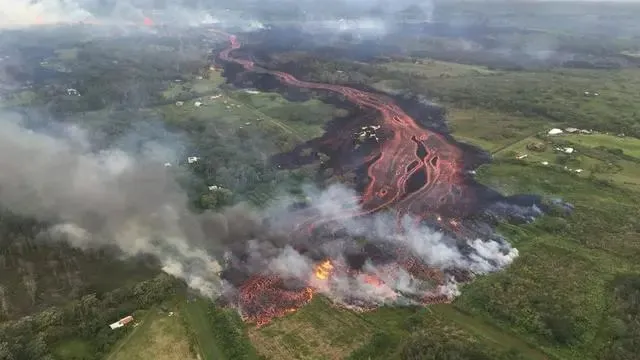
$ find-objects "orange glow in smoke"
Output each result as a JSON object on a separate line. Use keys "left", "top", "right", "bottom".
{"left": 363, "top": 274, "right": 385, "bottom": 287}
{"left": 314, "top": 260, "right": 334, "bottom": 280}
{"left": 143, "top": 17, "right": 154, "bottom": 26}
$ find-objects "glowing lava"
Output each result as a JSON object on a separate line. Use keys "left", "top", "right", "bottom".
{"left": 238, "top": 274, "right": 314, "bottom": 327}
{"left": 216, "top": 30, "right": 477, "bottom": 326}
{"left": 314, "top": 260, "right": 334, "bottom": 280}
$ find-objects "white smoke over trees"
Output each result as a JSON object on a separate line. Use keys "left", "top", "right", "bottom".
{"left": 0, "top": 111, "right": 520, "bottom": 304}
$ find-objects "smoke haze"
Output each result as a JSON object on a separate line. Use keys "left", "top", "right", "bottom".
{"left": 0, "top": 110, "right": 521, "bottom": 303}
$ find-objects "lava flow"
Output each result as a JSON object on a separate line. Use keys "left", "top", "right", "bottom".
{"left": 214, "top": 29, "right": 544, "bottom": 327}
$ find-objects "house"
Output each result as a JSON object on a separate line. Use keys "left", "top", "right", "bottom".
{"left": 175, "top": 101, "right": 184, "bottom": 107}
{"left": 516, "top": 154, "right": 528, "bottom": 160}
{"left": 565, "top": 127, "right": 579, "bottom": 133}
{"left": 194, "top": 101, "right": 203, "bottom": 107}
{"left": 109, "top": 315, "right": 134, "bottom": 330}
{"left": 66, "top": 88, "right": 80, "bottom": 96}
{"left": 548, "top": 128, "right": 563, "bottom": 135}
{"left": 187, "top": 156, "right": 199, "bottom": 164}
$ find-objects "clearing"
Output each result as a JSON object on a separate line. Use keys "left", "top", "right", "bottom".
{"left": 107, "top": 308, "right": 197, "bottom": 360}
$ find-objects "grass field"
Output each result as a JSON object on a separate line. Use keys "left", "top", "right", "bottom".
{"left": 179, "top": 299, "right": 228, "bottom": 360}
{"left": 54, "top": 339, "right": 93, "bottom": 360}
{"left": 563, "top": 133, "right": 640, "bottom": 159}
{"left": 447, "top": 108, "right": 547, "bottom": 151}
{"left": 379, "top": 58, "right": 496, "bottom": 79}
{"left": 250, "top": 297, "right": 375, "bottom": 360}
{"left": 491, "top": 133, "right": 640, "bottom": 191}
{"left": 106, "top": 308, "right": 197, "bottom": 360}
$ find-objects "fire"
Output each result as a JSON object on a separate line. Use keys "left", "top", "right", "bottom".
{"left": 238, "top": 275, "right": 315, "bottom": 327}
{"left": 314, "top": 260, "right": 334, "bottom": 280}
{"left": 363, "top": 274, "right": 384, "bottom": 286}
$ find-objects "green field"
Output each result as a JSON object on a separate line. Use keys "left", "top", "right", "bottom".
{"left": 564, "top": 133, "right": 640, "bottom": 159}
{"left": 105, "top": 307, "right": 197, "bottom": 360}
{"left": 179, "top": 299, "right": 228, "bottom": 360}
{"left": 379, "top": 58, "right": 496, "bottom": 79}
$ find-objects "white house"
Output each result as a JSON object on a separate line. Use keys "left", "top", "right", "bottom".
{"left": 187, "top": 156, "right": 199, "bottom": 164}
{"left": 548, "top": 128, "right": 563, "bottom": 135}
{"left": 109, "top": 315, "right": 134, "bottom": 330}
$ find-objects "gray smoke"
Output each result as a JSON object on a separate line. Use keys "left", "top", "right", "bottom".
{"left": 1, "top": 0, "right": 435, "bottom": 33}
{"left": 0, "top": 112, "right": 243, "bottom": 296}
{"left": 0, "top": 111, "right": 520, "bottom": 304}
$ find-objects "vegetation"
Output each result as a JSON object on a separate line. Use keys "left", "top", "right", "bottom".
{"left": 2, "top": 3, "right": 640, "bottom": 359}
{"left": 105, "top": 308, "right": 196, "bottom": 360}
{"left": 0, "top": 274, "right": 181, "bottom": 360}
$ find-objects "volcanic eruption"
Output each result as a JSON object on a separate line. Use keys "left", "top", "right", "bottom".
{"left": 214, "top": 29, "right": 550, "bottom": 326}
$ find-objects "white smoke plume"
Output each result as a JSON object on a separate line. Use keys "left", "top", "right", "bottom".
{"left": 243, "top": 184, "right": 521, "bottom": 306}
{"left": 0, "top": 113, "right": 225, "bottom": 296}
{"left": 0, "top": 110, "right": 522, "bottom": 306}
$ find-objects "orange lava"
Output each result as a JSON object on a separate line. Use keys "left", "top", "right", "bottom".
{"left": 238, "top": 274, "right": 314, "bottom": 327}
{"left": 363, "top": 274, "right": 385, "bottom": 286}
{"left": 314, "top": 260, "right": 334, "bottom": 280}
{"left": 217, "top": 30, "right": 456, "bottom": 326}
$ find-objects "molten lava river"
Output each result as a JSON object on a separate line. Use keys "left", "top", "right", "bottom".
{"left": 213, "top": 29, "right": 545, "bottom": 327}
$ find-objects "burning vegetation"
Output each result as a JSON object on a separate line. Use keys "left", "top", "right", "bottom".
{"left": 211, "top": 29, "right": 555, "bottom": 327}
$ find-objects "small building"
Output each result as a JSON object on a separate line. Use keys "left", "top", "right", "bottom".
{"left": 541, "top": 161, "right": 549, "bottom": 166}
{"left": 175, "top": 101, "right": 184, "bottom": 107}
{"left": 187, "top": 156, "right": 199, "bottom": 164}
{"left": 563, "top": 147, "right": 575, "bottom": 154}
{"left": 565, "top": 127, "right": 579, "bottom": 133}
{"left": 66, "top": 88, "right": 80, "bottom": 96}
{"left": 548, "top": 128, "right": 563, "bottom": 135}
{"left": 109, "top": 315, "right": 134, "bottom": 330}
{"left": 516, "top": 154, "right": 528, "bottom": 160}
{"left": 194, "top": 101, "right": 203, "bottom": 107}
{"left": 163, "top": 162, "right": 172, "bottom": 167}
{"left": 208, "top": 185, "right": 219, "bottom": 191}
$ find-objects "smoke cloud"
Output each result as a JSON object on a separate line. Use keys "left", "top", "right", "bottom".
{"left": 0, "top": 110, "right": 520, "bottom": 305}
{"left": 1, "top": 0, "right": 435, "bottom": 33}
{"left": 0, "top": 113, "right": 229, "bottom": 296}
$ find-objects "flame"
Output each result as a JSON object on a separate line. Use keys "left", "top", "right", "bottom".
{"left": 314, "top": 260, "right": 334, "bottom": 280}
